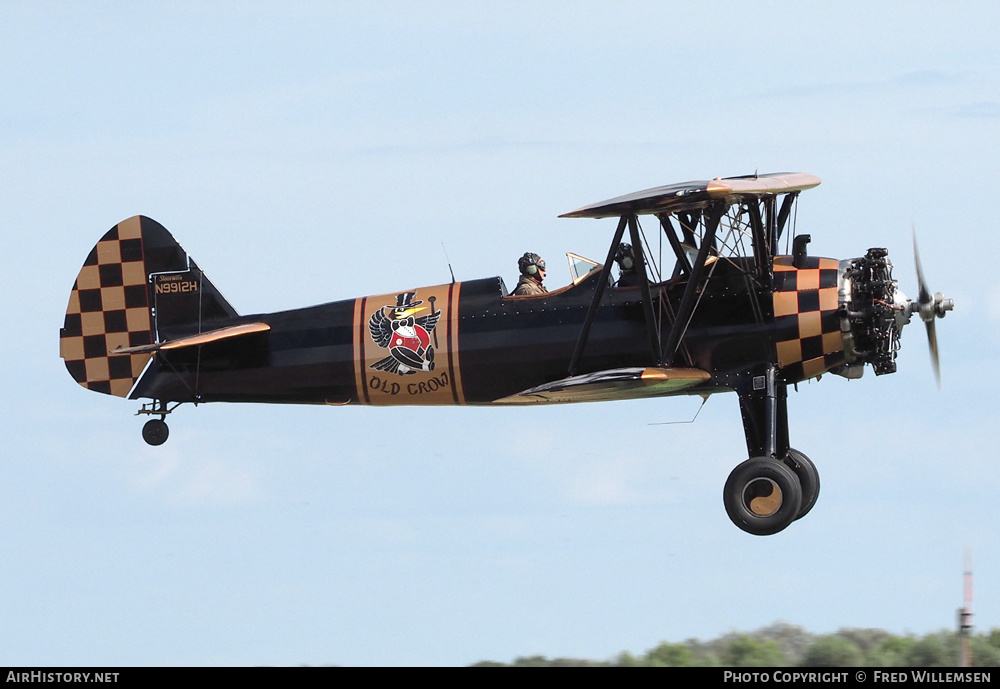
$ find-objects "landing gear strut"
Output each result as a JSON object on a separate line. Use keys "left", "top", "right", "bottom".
{"left": 726, "top": 365, "right": 821, "bottom": 535}
{"left": 137, "top": 400, "right": 179, "bottom": 446}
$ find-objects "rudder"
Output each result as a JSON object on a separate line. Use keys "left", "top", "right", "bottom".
{"left": 59, "top": 215, "right": 238, "bottom": 397}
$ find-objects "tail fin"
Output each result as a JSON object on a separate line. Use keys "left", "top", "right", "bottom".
{"left": 59, "top": 215, "right": 238, "bottom": 397}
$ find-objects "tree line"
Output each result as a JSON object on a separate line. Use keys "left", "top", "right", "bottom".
{"left": 472, "top": 623, "right": 1000, "bottom": 667}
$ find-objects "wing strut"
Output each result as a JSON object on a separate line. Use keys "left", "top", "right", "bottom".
{"left": 764, "top": 194, "right": 777, "bottom": 255}
{"left": 568, "top": 215, "right": 628, "bottom": 376}
{"left": 568, "top": 212, "right": 673, "bottom": 375}
{"left": 774, "top": 191, "right": 799, "bottom": 245}
{"left": 746, "top": 201, "right": 773, "bottom": 287}
{"left": 660, "top": 201, "right": 725, "bottom": 366}
{"left": 627, "top": 213, "right": 661, "bottom": 367}
{"left": 659, "top": 214, "right": 692, "bottom": 278}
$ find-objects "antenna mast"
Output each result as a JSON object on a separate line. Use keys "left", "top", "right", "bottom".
{"left": 957, "top": 548, "right": 973, "bottom": 667}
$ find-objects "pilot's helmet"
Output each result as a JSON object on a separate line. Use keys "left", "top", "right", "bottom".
{"left": 518, "top": 252, "right": 546, "bottom": 277}
{"left": 615, "top": 243, "right": 635, "bottom": 271}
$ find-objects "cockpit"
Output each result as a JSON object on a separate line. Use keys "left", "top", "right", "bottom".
{"left": 500, "top": 252, "right": 627, "bottom": 298}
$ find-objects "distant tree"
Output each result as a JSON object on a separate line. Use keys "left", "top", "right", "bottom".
{"left": 546, "top": 657, "right": 605, "bottom": 667}
{"left": 510, "top": 655, "right": 551, "bottom": 667}
{"left": 867, "top": 635, "right": 915, "bottom": 667}
{"left": 681, "top": 638, "right": 719, "bottom": 666}
{"left": 755, "top": 622, "right": 815, "bottom": 664}
{"left": 906, "top": 632, "right": 954, "bottom": 667}
{"left": 837, "top": 628, "right": 891, "bottom": 655}
{"left": 699, "top": 652, "right": 722, "bottom": 667}
{"left": 682, "top": 639, "right": 722, "bottom": 667}
{"left": 988, "top": 628, "right": 1000, "bottom": 651}
{"left": 800, "top": 635, "right": 865, "bottom": 667}
{"left": 645, "top": 642, "right": 693, "bottom": 667}
{"left": 723, "top": 635, "right": 787, "bottom": 667}
{"left": 613, "top": 651, "right": 641, "bottom": 667}
{"left": 470, "top": 624, "right": 1000, "bottom": 668}
{"left": 474, "top": 656, "right": 605, "bottom": 667}
{"left": 970, "top": 633, "right": 1000, "bottom": 667}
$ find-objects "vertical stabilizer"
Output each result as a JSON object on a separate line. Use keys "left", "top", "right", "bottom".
{"left": 59, "top": 216, "right": 237, "bottom": 397}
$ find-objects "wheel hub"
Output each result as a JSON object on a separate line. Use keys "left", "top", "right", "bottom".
{"left": 743, "top": 478, "right": 783, "bottom": 517}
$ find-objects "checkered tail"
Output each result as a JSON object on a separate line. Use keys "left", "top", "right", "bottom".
{"left": 59, "top": 215, "right": 238, "bottom": 398}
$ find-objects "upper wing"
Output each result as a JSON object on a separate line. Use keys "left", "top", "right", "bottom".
{"left": 492, "top": 367, "right": 710, "bottom": 404}
{"left": 559, "top": 172, "right": 821, "bottom": 219}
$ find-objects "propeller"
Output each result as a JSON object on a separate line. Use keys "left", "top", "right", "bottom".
{"left": 911, "top": 231, "right": 954, "bottom": 387}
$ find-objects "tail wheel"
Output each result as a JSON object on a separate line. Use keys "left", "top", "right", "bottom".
{"left": 142, "top": 419, "right": 169, "bottom": 446}
{"left": 724, "top": 457, "right": 802, "bottom": 536}
{"left": 784, "top": 449, "right": 820, "bottom": 520}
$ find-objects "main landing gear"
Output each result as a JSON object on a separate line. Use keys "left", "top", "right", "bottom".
{"left": 137, "top": 400, "right": 180, "bottom": 446}
{"left": 725, "top": 365, "right": 821, "bottom": 535}
{"left": 723, "top": 449, "right": 821, "bottom": 536}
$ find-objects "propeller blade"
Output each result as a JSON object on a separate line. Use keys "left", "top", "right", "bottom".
{"left": 912, "top": 227, "right": 951, "bottom": 387}
{"left": 913, "top": 230, "right": 931, "bottom": 305}
{"left": 925, "top": 319, "right": 940, "bottom": 388}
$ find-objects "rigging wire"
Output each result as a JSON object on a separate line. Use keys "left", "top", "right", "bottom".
{"left": 648, "top": 394, "right": 709, "bottom": 425}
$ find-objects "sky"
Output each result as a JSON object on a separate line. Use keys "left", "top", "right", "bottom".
{"left": 2, "top": 1, "right": 998, "bottom": 667}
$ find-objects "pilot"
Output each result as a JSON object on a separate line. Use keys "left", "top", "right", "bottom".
{"left": 511, "top": 252, "right": 548, "bottom": 296}
{"left": 615, "top": 243, "right": 640, "bottom": 287}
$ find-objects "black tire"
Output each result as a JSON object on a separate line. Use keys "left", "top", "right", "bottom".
{"left": 142, "top": 419, "right": 169, "bottom": 446}
{"left": 724, "top": 457, "right": 802, "bottom": 536}
{"left": 784, "top": 448, "right": 820, "bottom": 520}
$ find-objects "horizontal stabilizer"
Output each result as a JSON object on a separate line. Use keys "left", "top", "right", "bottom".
{"left": 111, "top": 322, "right": 270, "bottom": 355}
{"left": 494, "top": 367, "right": 710, "bottom": 405}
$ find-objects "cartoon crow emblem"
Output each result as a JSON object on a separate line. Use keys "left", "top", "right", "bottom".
{"left": 368, "top": 292, "right": 442, "bottom": 375}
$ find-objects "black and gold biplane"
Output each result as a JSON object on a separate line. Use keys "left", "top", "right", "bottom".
{"left": 59, "top": 172, "right": 953, "bottom": 535}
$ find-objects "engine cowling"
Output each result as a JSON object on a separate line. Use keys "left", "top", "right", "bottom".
{"left": 836, "top": 247, "right": 953, "bottom": 379}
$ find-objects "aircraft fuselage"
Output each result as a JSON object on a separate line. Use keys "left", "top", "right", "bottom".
{"left": 130, "top": 255, "right": 845, "bottom": 407}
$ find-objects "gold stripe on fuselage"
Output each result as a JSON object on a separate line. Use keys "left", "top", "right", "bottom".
{"left": 447, "top": 281, "right": 465, "bottom": 405}
{"left": 352, "top": 284, "right": 460, "bottom": 406}
{"left": 352, "top": 297, "right": 367, "bottom": 403}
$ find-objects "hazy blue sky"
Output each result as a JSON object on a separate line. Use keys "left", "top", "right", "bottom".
{"left": 2, "top": 1, "right": 997, "bottom": 666}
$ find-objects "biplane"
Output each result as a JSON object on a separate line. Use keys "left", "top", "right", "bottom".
{"left": 59, "top": 172, "right": 953, "bottom": 535}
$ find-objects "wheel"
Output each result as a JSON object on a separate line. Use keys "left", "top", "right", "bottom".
{"left": 784, "top": 448, "right": 820, "bottom": 520}
{"left": 724, "top": 457, "right": 802, "bottom": 535}
{"left": 142, "top": 419, "right": 169, "bottom": 446}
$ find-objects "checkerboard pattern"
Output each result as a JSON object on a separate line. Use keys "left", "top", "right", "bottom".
{"left": 60, "top": 216, "right": 154, "bottom": 397}
{"left": 772, "top": 256, "right": 845, "bottom": 381}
